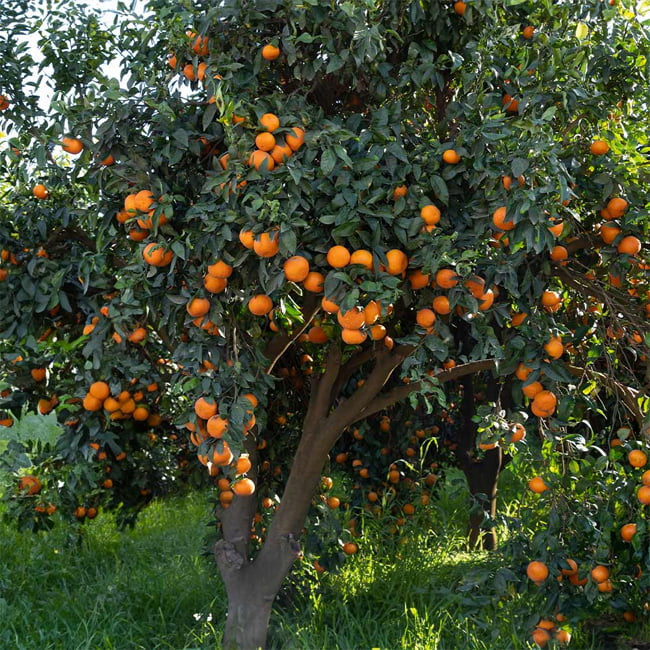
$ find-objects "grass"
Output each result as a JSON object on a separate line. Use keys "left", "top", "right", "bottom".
{"left": 1, "top": 471, "right": 648, "bottom": 649}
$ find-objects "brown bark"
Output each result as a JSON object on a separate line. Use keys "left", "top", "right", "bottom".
{"left": 465, "top": 448, "right": 502, "bottom": 551}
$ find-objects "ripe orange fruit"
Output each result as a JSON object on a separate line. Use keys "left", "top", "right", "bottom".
{"left": 303, "top": 271, "right": 325, "bottom": 293}
{"left": 260, "top": 113, "right": 280, "bottom": 132}
{"left": 207, "top": 415, "right": 229, "bottom": 438}
{"left": 408, "top": 269, "right": 430, "bottom": 289}
{"left": 590, "top": 140, "right": 610, "bottom": 155}
{"left": 286, "top": 127, "right": 305, "bottom": 151}
{"left": 442, "top": 149, "right": 460, "bottom": 164}
{"left": 435, "top": 268, "right": 458, "bottom": 289}
{"left": 502, "top": 94, "right": 519, "bottom": 113}
{"left": 642, "top": 469, "right": 650, "bottom": 486}
{"left": 526, "top": 560, "right": 549, "bottom": 582}
{"left": 528, "top": 476, "right": 549, "bottom": 493}
{"left": 464, "top": 275, "right": 485, "bottom": 298}
{"left": 343, "top": 542, "right": 358, "bottom": 555}
{"left": 31, "top": 367, "right": 46, "bottom": 382}
{"left": 255, "top": 132, "right": 276, "bottom": 152}
{"left": 432, "top": 295, "right": 451, "bottom": 315}
{"left": 253, "top": 231, "right": 280, "bottom": 257}
{"left": 350, "top": 249, "right": 374, "bottom": 270}
{"left": 591, "top": 565, "right": 610, "bottom": 583}
{"left": 363, "top": 300, "right": 381, "bottom": 325}
{"left": 248, "top": 150, "right": 275, "bottom": 171}
{"left": 416, "top": 308, "right": 436, "bottom": 328}
{"left": 98, "top": 153, "right": 114, "bottom": 166}
{"left": 18, "top": 475, "right": 42, "bottom": 495}
{"left": 33, "top": 184, "right": 49, "bottom": 199}
{"left": 531, "top": 390, "right": 557, "bottom": 418}
{"left": 195, "top": 399, "right": 218, "bottom": 424}
{"left": 207, "top": 260, "right": 233, "bottom": 279}
{"left": 308, "top": 325, "right": 329, "bottom": 343}
{"left": 544, "top": 336, "right": 564, "bottom": 359}
{"left": 606, "top": 197, "right": 628, "bottom": 218}
{"left": 560, "top": 558, "right": 578, "bottom": 576}
{"left": 420, "top": 204, "right": 441, "bottom": 225}
{"left": 555, "top": 629, "right": 571, "bottom": 645}
{"left": 186, "top": 297, "right": 211, "bottom": 318}
{"left": 621, "top": 523, "right": 637, "bottom": 542}
{"left": 321, "top": 296, "right": 339, "bottom": 313}
{"left": 542, "top": 291, "right": 562, "bottom": 309}
{"left": 385, "top": 249, "right": 408, "bottom": 275}
{"left": 531, "top": 628, "right": 550, "bottom": 647}
{"left": 283, "top": 255, "right": 310, "bottom": 282}
{"left": 327, "top": 245, "right": 351, "bottom": 268}
{"left": 510, "top": 311, "right": 527, "bottom": 326}
{"left": 550, "top": 245, "right": 568, "bottom": 262}
{"left": 204, "top": 275, "right": 227, "bottom": 293}
{"left": 600, "top": 222, "right": 621, "bottom": 244}
{"left": 522, "top": 25, "right": 535, "bottom": 39}
{"left": 337, "top": 306, "right": 366, "bottom": 329}
{"left": 638, "top": 485, "right": 650, "bottom": 505}
{"left": 628, "top": 450, "right": 648, "bottom": 468}
{"left": 248, "top": 294, "right": 273, "bottom": 316}
{"left": 617, "top": 235, "right": 641, "bottom": 256}
{"left": 235, "top": 456, "right": 252, "bottom": 475}
{"left": 341, "top": 328, "right": 367, "bottom": 344}
{"left": 270, "top": 141, "right": 293, "bottom": 164}
{"left": 453, "top": 1, "right": 466, "bottom": 16}
{"left": 522, "top": 381, "right": 544, "bottom": 398}
{"left": 261, "top": 44, "right": 280, "bottom": 60}
{"left": 89, "top": 381, "right": 110, "bottom": 401}
{"left": 0, "top": 95, "right": 10, "bottom": 110}
{"left": 392, "top": 184, "right": 407, "bottom": 200}
{"left": 510, "top": 422, "right": 526, "bottom": 442}
{"left": 478, "top": 289, "right": 494, "bottom": 311}
{"left": 327, "top": 496, "right": 341, "bottom": 509}
{"left": 61, "top": 137, "right": 84, "bottom": 154}
{"left": 492, "top": 206, "right": 515, "bottom": 231}
{"left": 189, "top": 32, "right": 209, "bottom": 56}
{"left": 142, "top": 242, "right": 173, "bottom": 267}
{"left": 370, "top": 324, "right": 386, "bottom": 340}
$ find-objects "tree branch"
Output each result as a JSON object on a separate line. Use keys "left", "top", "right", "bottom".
{"left": 566, "top": 364, "right": 645, "bottom": 429}
{"left": 348, "top": 359, "right": 498, "bottom": 425}
{"left": 263, "top": 293, "right": 320, "bottom": 375}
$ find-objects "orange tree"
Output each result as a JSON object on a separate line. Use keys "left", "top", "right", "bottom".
{"left": 1, "top": 0, "right": 650, "bottom": 647}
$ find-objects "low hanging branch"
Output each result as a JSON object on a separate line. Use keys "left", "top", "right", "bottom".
{"left": 566, "top": 364, "right": 646, "bottom": 430}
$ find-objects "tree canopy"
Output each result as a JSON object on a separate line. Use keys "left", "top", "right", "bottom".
{"left": 1, "top": 0, "right": 649, "bottom": 647}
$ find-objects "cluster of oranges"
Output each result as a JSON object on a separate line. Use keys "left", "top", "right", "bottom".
{"left": 628, "top": 449, "right": 650, "bottom": 505}
{"left": 188, "top": 393, "right": 258, "bottom": 506}
{"left": 515, "top": 358, "right": 559, "bottom": 419}
{"left": 81, "top": 380, "right": 161, "bottom": 425}
{"left": 597, "top": 196, "right": 643, "bottom": 257}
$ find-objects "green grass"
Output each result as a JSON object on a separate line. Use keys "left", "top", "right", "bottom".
{"left": 0, "top": 494, "right": 225, "bottom": 649}
{"left": 1, "top": 474, "right": 647, "bottom": 649}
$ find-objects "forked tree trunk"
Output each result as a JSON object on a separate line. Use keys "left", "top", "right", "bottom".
{"left": 215, "top": 344, "right": 412, "bottom": 649}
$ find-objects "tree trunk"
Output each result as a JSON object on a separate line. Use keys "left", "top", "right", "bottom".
{"left": 464, "top": 447, "right": 502, "bottom": 551}
{"left": 213, "top": 344, "right": 412, "bottom": 649}
{"left": 221, "top": 573, "right": 274, "bottom": 650}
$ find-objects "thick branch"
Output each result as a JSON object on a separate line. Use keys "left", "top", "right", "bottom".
{"left": 305, "top": 343, "right": 342, "bottom": 423}
{"left": 329, "top": 345, "right": 414, "bottom": 430}
{"left": 348, "top": 359, "right": 498, "bottom": 425}
{"left": 328, "top": 346, "right": 377, "bottom": 404}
